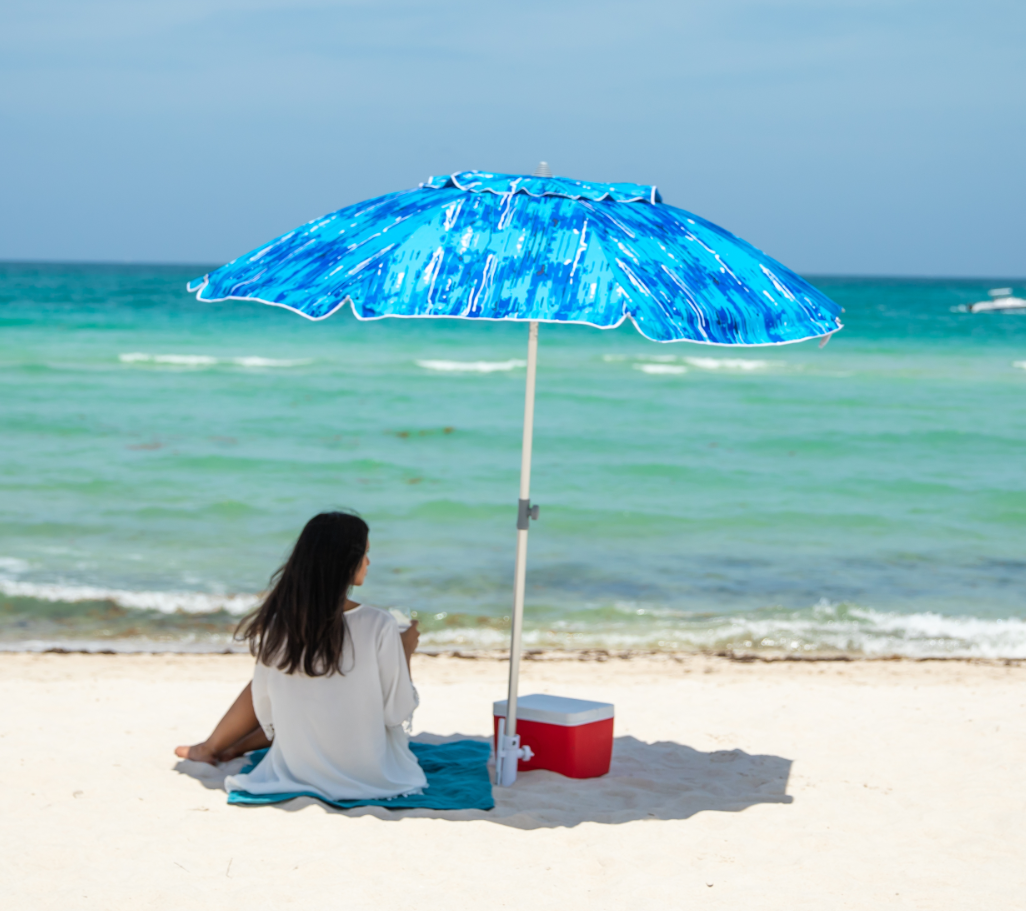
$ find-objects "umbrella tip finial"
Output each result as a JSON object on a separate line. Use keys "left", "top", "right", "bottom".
{"left": 532, "top": 161, "right": 553, "bottom": 177}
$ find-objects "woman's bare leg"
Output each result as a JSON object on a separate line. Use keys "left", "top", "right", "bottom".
{"left": 218, "top": 726, "right": 273, "bottom": 762}
{"left": 174, "top": 682, "right": 263, "bottom": 764}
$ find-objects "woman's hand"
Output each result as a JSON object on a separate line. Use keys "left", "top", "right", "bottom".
{"left": 400, "top": 619, "right": 419, "bottom": 670}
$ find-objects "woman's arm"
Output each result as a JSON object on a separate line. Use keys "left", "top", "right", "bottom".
{"left": 379, "top": 618, "right": 420, "bottom": 728}
{"left": 400, "top": 620, "right": 419, "bottom": 679}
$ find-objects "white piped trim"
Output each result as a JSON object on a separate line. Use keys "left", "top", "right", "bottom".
{"left": 437, "top": 173, "right": 661, "bottom": 206}
{"left": 189, "top": 283, "right": 841, "bottom": 347}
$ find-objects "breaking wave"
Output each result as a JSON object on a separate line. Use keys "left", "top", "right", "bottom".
{"left": 2, "top": 565, "right": 1022, "bottom": 658}
{"left": 0, "top": 578, "right": 259, "bottom": 615}
{"left": 610, "top": 354, "right": 778, "bottom": 373}
{"left": 119, "top": 353, "right": 311, "bottom": 368}
{"left": 684, "top": 357, "right": 773, "bottom": 371}
{"left": 415, "top": 600, "right": 1026, "bottom": 659}
{"left": 634, "top": 363, "right": 688, "bottom": 375}
{"left": 416, "top": 359, "right": 526, "bottom": 373}
{"left": 413, "top": 600, "right": 1026, "bottom": 659}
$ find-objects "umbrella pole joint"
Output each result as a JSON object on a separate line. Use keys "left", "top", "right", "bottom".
{"left": 516, "top": 499, "right": 540, "bottom": 530}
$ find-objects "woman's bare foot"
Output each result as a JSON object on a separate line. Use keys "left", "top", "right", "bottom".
{"left": 174, "top": 741, "right": 220, "bottom": 765}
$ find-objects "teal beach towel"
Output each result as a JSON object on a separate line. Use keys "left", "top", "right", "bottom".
{"left": 227, "top": 740, "right": 495, "bottom": 811}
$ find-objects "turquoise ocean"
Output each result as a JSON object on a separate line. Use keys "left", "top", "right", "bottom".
{"left": 1, "top": 262, "right": 1024, "bottom": 657}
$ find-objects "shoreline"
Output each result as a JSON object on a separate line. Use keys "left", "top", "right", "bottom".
{"left": 4, "top": 643, "right": 1024, "bottom": 667}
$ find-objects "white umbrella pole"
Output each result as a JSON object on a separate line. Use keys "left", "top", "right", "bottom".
{"left": 496, "top": 320, "right": 540, "bottom": 787}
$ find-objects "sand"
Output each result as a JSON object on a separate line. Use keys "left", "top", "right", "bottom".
{"left": 2, "top": 652, "right": 1023, "bottom": 909}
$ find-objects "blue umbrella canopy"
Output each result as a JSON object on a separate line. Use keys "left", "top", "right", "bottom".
{"left": 188, "top": 171, "right": 842, "bottom": 345}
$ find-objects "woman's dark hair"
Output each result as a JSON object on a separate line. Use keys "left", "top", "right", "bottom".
{"left": 237, "top": 511, "right": 369, "bottom": 676}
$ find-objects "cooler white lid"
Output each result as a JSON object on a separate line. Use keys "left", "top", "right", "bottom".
{"left": 493, "top": 693, "right": 614, "bottom": 727}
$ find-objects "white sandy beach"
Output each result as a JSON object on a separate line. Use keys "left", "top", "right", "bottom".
{"left": 2, "top": 652, "right": 1023, "bottom": 909}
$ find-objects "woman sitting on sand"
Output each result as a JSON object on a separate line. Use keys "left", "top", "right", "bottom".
{"left": 174, "top": 511, "right": 427, "bottom": 801}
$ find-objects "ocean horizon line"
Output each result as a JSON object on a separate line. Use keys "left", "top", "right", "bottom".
{"left": 1, "top": 259, "right": 1024, "bottom": 285}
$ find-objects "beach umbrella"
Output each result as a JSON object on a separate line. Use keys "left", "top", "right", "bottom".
{"left": 187, "top": 166, "right": 843, "bottom": 785}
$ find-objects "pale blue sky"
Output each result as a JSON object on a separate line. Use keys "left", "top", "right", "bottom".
{"left": 1, "top": 0, "right": 1023, "bottom": 275}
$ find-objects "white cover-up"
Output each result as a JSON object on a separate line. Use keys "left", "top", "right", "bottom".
{"left": 224, "top": 604, "right": 427, "bottom": 801}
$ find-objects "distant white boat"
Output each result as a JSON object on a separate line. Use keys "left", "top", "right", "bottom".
{"left": 968, "top": 288, "right": 1026, "bottom": 313}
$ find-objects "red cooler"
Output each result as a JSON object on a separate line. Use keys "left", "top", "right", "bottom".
{"left": 493, "top": 694, "right": 614, "bottom": 779}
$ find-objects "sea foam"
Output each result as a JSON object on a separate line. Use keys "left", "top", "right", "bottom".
{"left": 0, "top": 578, "right": 259, "bottom": 615}
{"left": 230, "top": 356, "right": 312, "bottom": 368}
{"left": 3, "top": 574, "right": 1024, "bottom": 657}
{"left": 621, "top": 355, "right": 777, "bottom": 374}
{"left": 634, "top": 363, "right": 688, "bottom": 375}
{"left": 0, "top": 557, "right": 30, "bottom": 574}
{"left": 684, "top": 357, "right": 773, "bottom": 371}
{"left": 417, "top": 600, "right": 1026, "bottom": 659}
{"left": 681, "top": 601, "right": 1026, "bottom": 659}
{"left": 119, "top": 353, "right": 310, "bottom": 368}
{"left": 416, "top": 359, "right": 527, "bottom": 373}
